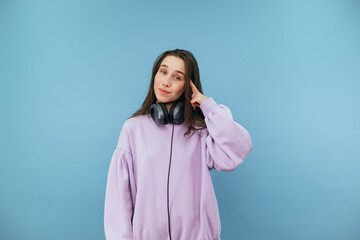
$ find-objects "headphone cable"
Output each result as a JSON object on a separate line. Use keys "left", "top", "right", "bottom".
{"left": 167, "top": 118, "right": 175, "bottom": 240}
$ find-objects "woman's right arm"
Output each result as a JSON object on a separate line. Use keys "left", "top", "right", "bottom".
{"left": 104, "top": 147, "right": 134, "bottom": 240}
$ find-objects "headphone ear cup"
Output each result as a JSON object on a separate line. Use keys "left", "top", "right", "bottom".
{"left": 169, "top": 101, "right": 184, "bottom": 124}
{"left": 150, "top": 102, "right": 169, "bottom": 125}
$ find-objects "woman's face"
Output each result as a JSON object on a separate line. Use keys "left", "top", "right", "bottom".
{"left": 154, "top": 55, "right": 186, "bottom": 106}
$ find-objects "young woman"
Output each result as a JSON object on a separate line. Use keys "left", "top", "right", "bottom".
{"left": 104, "top": 49, "right": 253, "bottom": 240}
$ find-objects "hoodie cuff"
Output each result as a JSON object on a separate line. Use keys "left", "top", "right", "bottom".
{"left": 199, "top": 97, "right": 218, "bottom": 118}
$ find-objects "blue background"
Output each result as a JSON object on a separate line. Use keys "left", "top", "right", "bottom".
{"left": 1, "top": 0, "right": 359, "bottom": 239}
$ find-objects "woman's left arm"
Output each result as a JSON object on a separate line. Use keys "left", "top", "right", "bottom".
{"left": 190, "top": 80, "right": 253, "bottom": 172}
{"left": 199, "top": 97, "right": 253, "bottom": 171}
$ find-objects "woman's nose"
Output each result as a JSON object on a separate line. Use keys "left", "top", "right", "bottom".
{"left": 162, "top": 76, "right": 171, "bottom": 87}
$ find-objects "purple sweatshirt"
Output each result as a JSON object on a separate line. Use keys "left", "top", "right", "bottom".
{"left": 104, "top": 97, "right": 253, "bottom": 240}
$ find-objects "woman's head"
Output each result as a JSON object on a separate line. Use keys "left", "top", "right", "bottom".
{"left": 129, "top": 49, "right": 207, "bottom": 138}
{"left": 154, "top": 55, "right": 186, "bottom": 109}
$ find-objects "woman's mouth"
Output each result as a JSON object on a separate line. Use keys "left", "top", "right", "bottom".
{"left": 159, "top": 88, "right": 170, "bottom": 94}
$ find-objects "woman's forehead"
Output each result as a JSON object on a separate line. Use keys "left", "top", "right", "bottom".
{"left": 160, "top": 56, "right": 185, "bottom": 74}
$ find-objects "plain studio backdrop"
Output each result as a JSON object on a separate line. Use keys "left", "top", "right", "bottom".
{"left": 0, "top": 0, "right": 359, "bottom": 239}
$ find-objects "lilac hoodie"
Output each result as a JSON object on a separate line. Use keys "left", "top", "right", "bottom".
{"left": 104, "top": 97, "right": 253, "bottom": 240}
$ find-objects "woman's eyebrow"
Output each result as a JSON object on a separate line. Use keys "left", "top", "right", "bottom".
{"left": 160, "top": 64, "right": 185, "bottom": 76}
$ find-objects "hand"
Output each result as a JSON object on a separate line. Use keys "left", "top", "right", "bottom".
{"left": 190, "top": 80, "right": 208, "bottom": 110}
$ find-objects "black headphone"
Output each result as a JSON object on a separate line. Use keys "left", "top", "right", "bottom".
{"left": 149, "top": 100, "right": 184, "bottom": 125}
{"left": 149, "top": 99, "right": 184, "bottom": 240}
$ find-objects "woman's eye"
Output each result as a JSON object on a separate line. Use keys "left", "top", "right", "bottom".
{"left": 159, "top": 70, "right": 181, "bottom": 80}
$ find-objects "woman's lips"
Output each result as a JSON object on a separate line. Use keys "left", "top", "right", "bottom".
{"left": 159, "top": 88, "right": 170, "bottom": 94}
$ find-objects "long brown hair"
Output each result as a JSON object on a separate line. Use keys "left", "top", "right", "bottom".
{"left": 128, "top": 49, "right": 207, "bottom": 138}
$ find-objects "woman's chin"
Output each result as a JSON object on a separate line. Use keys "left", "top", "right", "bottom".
{"left": 156, "top": 97, "right": 170, "bottom": 103}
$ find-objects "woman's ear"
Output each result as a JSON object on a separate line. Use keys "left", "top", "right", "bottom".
{"left": 182, "top": 83, "right": 186, "bottom": 92}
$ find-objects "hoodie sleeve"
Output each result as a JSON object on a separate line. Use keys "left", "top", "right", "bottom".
{"left": 199, "top": 97, "right": 253, "bottom": 172}
{"left": 104, "top": 123, "right": 134, "bottom": 240}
